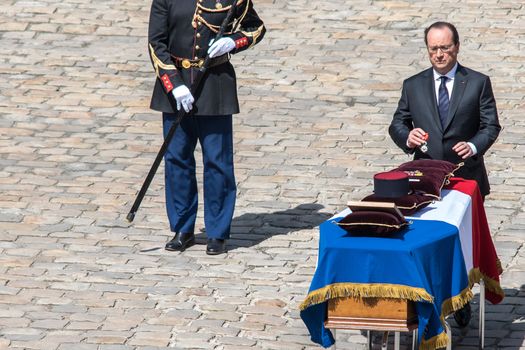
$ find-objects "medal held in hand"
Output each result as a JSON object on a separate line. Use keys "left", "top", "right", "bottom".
{"left": 420, "top": 132, "right": 429, "bottom": 153}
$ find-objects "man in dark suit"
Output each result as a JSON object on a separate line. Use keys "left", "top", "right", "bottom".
{"left": 148, "top": 0, "right": 265, "bottom": 255}
{"left": 389, "top": 21, "right": 501, "bottom": 327}
{"left": 389, "top": 21, "right": 501, "bottom": 198}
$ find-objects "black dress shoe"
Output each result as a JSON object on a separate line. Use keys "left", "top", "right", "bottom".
{"left": 165, "top": 232, "right": 195, "bottom": 252}
{"left": 206, "top": 238, "right": 226, "bottom": 255}
{"left": 453, "top": 302, "right": 472, "bottom": 328}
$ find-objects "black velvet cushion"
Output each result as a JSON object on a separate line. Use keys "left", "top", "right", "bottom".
{"left": 336, "top": 210, "right": 408, "bottom": 235}
{"left": 362, "top": 193, "right": 435, "bottom": 216}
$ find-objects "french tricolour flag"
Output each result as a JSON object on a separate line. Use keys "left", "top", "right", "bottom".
{"left": 408, "top": 178, "right": 504, "bottom": 304}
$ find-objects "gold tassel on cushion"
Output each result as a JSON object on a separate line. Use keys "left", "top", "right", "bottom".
{"left": 299, "top": 282, "right": 433, "bottom": 311}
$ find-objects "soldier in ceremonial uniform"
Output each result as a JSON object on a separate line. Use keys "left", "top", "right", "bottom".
{"left": 147, "top": 0, "right": 265, "bottom": 255}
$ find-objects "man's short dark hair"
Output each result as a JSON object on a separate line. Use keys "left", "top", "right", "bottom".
{"left": 424, "top": 21, "right": 460, "bottom": 46}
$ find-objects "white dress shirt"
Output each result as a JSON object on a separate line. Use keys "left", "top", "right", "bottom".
{"left": 432, "top": 63, "right": 477, "bottom": 155}
{"left": 432, "top": 63, "right": 457, "bottom": 102}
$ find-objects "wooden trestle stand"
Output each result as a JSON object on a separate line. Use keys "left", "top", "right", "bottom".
{"left": 325, "top": 296, "right": 418, "bottom": 350}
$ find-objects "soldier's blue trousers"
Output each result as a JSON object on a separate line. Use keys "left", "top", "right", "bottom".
{"left": 162, "top": 113, "right": 236, "bottom": 239}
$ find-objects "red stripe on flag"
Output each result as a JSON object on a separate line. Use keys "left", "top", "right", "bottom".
{"left": 445, "top": 178, "right": 503, "bottom": 304}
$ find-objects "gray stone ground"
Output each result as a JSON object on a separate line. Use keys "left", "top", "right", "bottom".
{"left": 0, "top": 0, "right": 524, "bottom": 349}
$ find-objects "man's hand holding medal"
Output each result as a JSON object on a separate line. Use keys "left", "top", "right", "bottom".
{"left": 407, "top": 128, "right": 429, "bottom": 153}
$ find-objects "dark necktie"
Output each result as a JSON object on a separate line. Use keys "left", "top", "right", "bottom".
{"left": 438, "top": 76, "right": 449, "bottom": 128}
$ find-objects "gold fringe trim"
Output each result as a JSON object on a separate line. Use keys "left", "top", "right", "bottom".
{"left": 299, "top": 283, "right": 433, "bottom": 311}
{"left": 419, "top": 331, "right": 449, "bottom": 350}
{"left": 496, "top": 258, "right": 503, "bottom": 275}
{"left": 468, "top": 268, "right": 505, "bottom": 299}
{"left": 422, "top": 287, "right": 473, "bottom": 350}
{"left": 441, "top": 287, "right": 473, "bottom": 317}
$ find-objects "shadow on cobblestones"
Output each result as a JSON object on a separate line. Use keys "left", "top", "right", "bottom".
{"left": 191, "top": 203, "right": 332, "bottom": 251}
{"left": 137, "top": 203, "right": 331, "bottom": 252}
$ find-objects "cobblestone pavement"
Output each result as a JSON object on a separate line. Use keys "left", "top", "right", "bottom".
{"left": 0, "top": 0, "right": 524, "bottom": 349}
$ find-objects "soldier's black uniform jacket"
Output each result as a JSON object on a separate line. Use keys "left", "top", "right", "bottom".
{"left": 148, "top": 0, "right": 265, "bottom": 115}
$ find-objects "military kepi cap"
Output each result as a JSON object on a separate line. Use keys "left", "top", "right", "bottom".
{"left": 373, "top": 171, "right": 410, "bottom": 198}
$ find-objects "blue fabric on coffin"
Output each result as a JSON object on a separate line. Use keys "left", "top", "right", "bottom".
{"left": 300, "top": 218, "right": 469, "bottom": 349}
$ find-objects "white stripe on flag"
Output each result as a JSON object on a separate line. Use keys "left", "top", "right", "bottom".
{"left": 407, "top": 189, "right": 473, "bottom": 273}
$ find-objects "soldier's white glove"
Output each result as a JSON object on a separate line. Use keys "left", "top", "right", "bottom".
{"left": 172, "top": 85, "right": 194, "bottom": 113}
{"left": 208, "top": 37, "right": 235, "bottom": 58}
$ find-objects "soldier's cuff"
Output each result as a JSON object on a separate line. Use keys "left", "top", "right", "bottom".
{"left": 160, "top": 74, "right": 174, "bottom": 93}
{"left": 230, "top": 33, "right": 250, "bottom": 51}
{"left": 159, "top": 71, "right": 183, "bottom": 94}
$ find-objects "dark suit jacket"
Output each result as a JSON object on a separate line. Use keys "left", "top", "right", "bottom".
{"left": 389, "top": 64, "right": 501, "bottom": 196}
{"left": 148, "top": 0, "right": 265, "bottom": 115}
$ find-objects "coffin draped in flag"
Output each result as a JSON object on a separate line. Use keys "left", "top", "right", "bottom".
{"left": 300, "top": 177, "right": 503, "bottom": 350}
